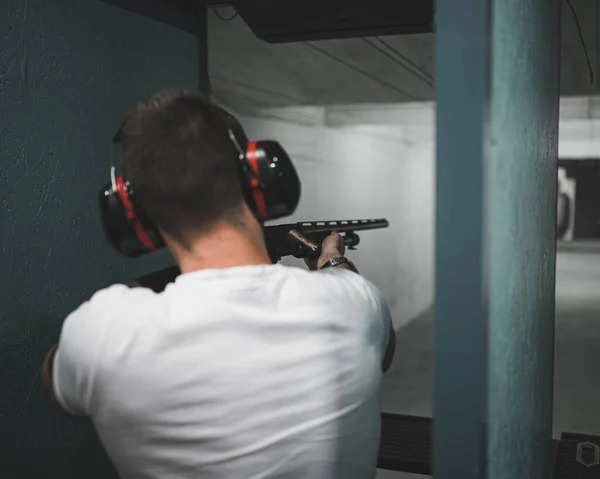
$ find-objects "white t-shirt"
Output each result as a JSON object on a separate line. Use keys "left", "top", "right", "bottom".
{"left": 53, "top": 264, "right": 392, "bottom": 479}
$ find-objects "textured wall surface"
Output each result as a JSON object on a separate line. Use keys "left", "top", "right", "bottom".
{"left": 487, "top": 0, "right": 561, "bottom": 478}
{"left": 236, "top": 107, "right": 434, "bottom": 331}
{"left": 0, "top": 1, "right": 199, "bottom": 477}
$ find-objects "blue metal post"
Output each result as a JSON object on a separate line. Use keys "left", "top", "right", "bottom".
{"left": 487, "top": 1, "right": 561, "bottom": 478}
{"left": 434, "top": 0, "right": 561, "bottom": 477}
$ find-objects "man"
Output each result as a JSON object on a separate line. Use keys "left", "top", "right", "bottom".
{"left": 42, "top": 90, "right": 396, "bottom": 479}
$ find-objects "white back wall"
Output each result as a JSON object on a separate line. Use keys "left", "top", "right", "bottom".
{"left": 233, "top": 96, "right": 599, "bottom": 330}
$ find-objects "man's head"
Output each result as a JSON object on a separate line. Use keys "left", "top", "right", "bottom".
{"left": 117, "top": 90, "right": 250, "bottom": 249}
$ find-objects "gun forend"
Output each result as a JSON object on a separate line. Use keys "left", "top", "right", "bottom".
{"left": 344, "top": 233, "right": 360, "bottom": 249}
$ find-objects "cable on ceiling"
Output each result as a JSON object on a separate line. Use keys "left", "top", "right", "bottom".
{"left": 363, "top": 37, "right": 434, "bottom": 89}
{"left": 304, "top": 42, "right": 417, "bottom": 100}
{"left": 566, "top": 0, "right": 594, "bottom": 84}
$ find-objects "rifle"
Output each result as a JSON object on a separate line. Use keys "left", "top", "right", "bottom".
{"left": 128, "top": 218, "right": 389, "bottom": 293}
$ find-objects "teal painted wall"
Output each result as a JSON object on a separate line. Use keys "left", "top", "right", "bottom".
{"left": 487, "top": 0, "right": 561, "bottom": 478}
{"left": 0, "top": 1, "right": 199, "bottom": 477}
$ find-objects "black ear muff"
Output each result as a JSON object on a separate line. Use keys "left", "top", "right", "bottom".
{"left": 99, "top": 176, "right": 164, "bottom": 258}
{"left": 100, "top": 105, "right": 302, "bottom": 259}
{"left": 245, "top": 140, "right": 301, "bottom": 222}
{"left": 222, "top": 110, "right": 301, "bottom": 223}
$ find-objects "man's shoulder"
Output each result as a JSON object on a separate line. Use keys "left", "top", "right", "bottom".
{"left": 278, "top": 264, "right": 385, "bottom": 304}
{"left": 75, "top": 282, "right": 151, "bottom": 311}
{"left": 62, "top": 283, "right": 157, "bottom": 336}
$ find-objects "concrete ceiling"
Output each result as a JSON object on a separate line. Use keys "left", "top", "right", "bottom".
{"left": 208, "top": 0, "right": 600, "bottom": 113}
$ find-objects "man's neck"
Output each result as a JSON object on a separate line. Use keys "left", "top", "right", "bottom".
{"left": 167, "top": 222, "right": 273, "bottom": 275}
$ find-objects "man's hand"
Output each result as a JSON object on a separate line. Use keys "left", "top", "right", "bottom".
{"left": 305, "top": 232, "right": 345, "bottom": 270}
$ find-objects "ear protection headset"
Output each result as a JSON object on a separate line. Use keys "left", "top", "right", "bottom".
{"left": 99, "top": 108, "right": 301, "bottom": 258}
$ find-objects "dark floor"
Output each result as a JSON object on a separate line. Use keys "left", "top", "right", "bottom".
{"left": 376, "top": 251, "right": 600, "bottom": 478}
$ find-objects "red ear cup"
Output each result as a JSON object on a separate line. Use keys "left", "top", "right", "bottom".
{"left": 245, "top": 141, "right": 270, "bottom": 221}
{"left": 220, "top": 108, "right": 301, "bottom": 223}
{"left": 243, "top": 140, "right": 301, "bottom": 222}
{"left": 114, "top": 177, "right": 159, "bottom": 252}
{"left": 99, "top": 177, "right": 164, "bottom": 258}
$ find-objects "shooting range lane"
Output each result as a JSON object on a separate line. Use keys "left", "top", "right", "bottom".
{"left": 0, "top": 1, "right": 197, "bottom": 476}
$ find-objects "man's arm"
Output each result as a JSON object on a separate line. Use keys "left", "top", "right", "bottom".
{"left": 42, "top": 344, "right": 63, "bottom": 411}
{"left": 41, "top": 286, "right": 127, "bottom": 416}
{"left": 41, "top": 324, "right": 90, "bottom": 416}
{"left": 381, "top": 312, "right": 396, "bottom": 373}
{"left": 41, "top": 301, "right": 102, "bottom": 416}
{"left": 310, "top": 232, "right": 397, "bottom": 372}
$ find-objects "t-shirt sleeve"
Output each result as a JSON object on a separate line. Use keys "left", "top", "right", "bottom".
{"left": 52, "top": 285, "right": 126, "bottom": 416}
{"left": 371, "top": 284, "right": 393, "bottom": 352}
{"left": 361, "top": 275, "right": 393, "bottom": 353}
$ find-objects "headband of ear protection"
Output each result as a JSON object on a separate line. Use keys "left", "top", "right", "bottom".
{"left": 99, "top": 108, "right": 301, "bottom": 258}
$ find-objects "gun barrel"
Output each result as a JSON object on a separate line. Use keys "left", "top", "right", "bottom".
{"left": 299, "top": 218, "right": 389, "bottom": 234}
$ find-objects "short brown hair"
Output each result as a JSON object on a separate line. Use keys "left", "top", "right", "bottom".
{"left": 118, "top": 90, "right": 245, "bottom": 247}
